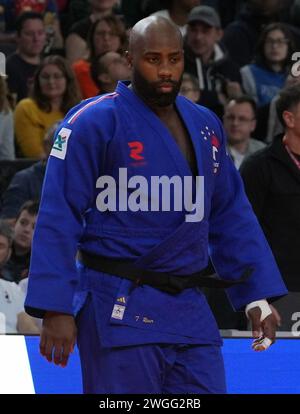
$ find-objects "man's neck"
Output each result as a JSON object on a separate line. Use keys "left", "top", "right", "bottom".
{"left": 229, "top": 138, "right": 250, "bottom": 154}
{"left": 200, "top": 49, "right": 214, "bottom": 65}
{"left": 283, "top": 133, "right": 300, "bottom": 155}
{"left": 17, "top": 50, "right": 41, "bottom": 65}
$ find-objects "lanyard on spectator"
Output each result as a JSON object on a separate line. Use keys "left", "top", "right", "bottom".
{"left": 285, "top": 144, "right": 300, "bottom": 170}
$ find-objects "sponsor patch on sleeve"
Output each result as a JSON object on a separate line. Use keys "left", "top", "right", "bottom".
{"left": 50, "top": 127, "right": 72, "bottom": 160}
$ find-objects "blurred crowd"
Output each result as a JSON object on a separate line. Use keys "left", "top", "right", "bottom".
{"left": 0, "top": 0, "right": 300, "bottom": 335}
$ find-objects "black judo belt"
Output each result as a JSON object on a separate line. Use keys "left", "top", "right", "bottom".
{"left": 79, "top": 250, "right": 254, "bottom": 295}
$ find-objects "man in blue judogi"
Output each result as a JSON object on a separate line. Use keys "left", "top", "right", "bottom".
{"left": 25, "top": 16, "right": 287, "bottom": 394}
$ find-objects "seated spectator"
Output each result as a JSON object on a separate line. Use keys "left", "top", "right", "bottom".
{"left": 0, "top": 277, "right": 27, "bottom": 333}
{"left": 0, "top": 122, "right": 59, "bottom": 222}
{"left": 255, "top": 73, "right": 300, "bottom": 143}
{"left": 0, "top": 75, "right": 15, "bottom": 160}
{"left": 73, "top": 14, "right": 128, "bottom": 98}
{"left": 241, "top": 23, "right": 294, "bottom": 107}
{"left": 90, "top": 51, "right": 131, "bottom": 94}
{"left": 179, "top": 72, "right": 201, "bottom": 103}
{"left": 222, "top": 0, "right": 288, "bottom": 68}
{"left": 6, "top": 11, "right": 46, "bottom": 103}
{"left": 14, "top": 55, "right": 81, "bottom": 158}
{"left": 66, "top": 0, "right": 120, "bottom": 64}
{"left": 0, "top": 220, "right": 38, "bottom": 334}
{"left": 151, "top": 0, "right": 200, "bottom": 36}
{"left": 0, "top": 219, "right": 13, "bottom": 280}
{"left": 14, "top": 0, "right": 64, "bottom": 53}
{"left": 223, "top": 96, "right": 265, "bottom": 169}
{"left": 184, "top": 5, "right": 242, "bottom": 118}
{"left": 2, "top": 200, "right": 39, "bottom": 283}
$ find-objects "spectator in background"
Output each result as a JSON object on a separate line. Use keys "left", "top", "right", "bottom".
{"left": 66, "top": 0, "right": 120, "bottom": 64}
{"left": 222, "top": 0, "right": 289, "bottom": 68}
{"left": 2, "top": 200, "right": 39, "bottom": 284}
{"left": 241, "top": 23, "right": 294, "bottom": 108}
{"left": 179, "top": 72, "right": 201, "bottom": 102}
{"left": 90, "top": 51, "right": 131, "bottom": 94}
{"left": 0, "top": 220, "right": 39, "bottom": 334}
{"left": 6, "top": 12, "right": 46, "bottom": 103}
{"left": 184, "top": 5, "right": 242, "bottom": 118}
{"left": 14, "top": 0, "right": 64, "bottom": 53}
{"left": 0, "top": 219, "right": 13, "bottom": 280}
{"left": 241, "top": 84, "right": 300, "bottom": 330}
{"left": 151, "top": 0, "right": 200, "bottom": 36}
{"left": 0, "top": 122, "right": 59, "bottom": 223}
{"left": 0, "top": 75, "right": 15, "bottom": 160}
{"left": 224, "top": 96, "right": 265, "bottom": 169}
{"left": 73, "top": 14, "right": 127, "bottom": 99}
{"left": 255, "top": 73, "right": 300, "bottom": 143}
{"left": 14, "top": 55, "right": 81, "bottom": 159}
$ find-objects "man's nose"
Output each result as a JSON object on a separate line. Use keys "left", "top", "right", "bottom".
{"left": 158, "top": 61, "right": 172, "bottom": 78}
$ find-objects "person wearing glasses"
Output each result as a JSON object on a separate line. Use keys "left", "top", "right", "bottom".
{"left": 14, "top": 55, "right": 81, "bottom": 159}
{"left": 223, "top": 96, "right": 265, "bottom": 169}
{"left": 240, "top": 23, "right": 295, "bottom": 108}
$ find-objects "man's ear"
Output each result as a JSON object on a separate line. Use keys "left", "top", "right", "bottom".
{"left": 283, "top": 110, "right": 294, "bottom": 128}
{"left": 125, "top": 51, "right": 133, "bottom": 68}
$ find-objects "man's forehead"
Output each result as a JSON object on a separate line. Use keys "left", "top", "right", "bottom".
{"left": 135, "top": 33, "right": 183, "bottom": 54}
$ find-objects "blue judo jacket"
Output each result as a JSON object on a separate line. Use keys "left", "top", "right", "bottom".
{"left": 25, "top": 81, "right": 287, "bottom": 347}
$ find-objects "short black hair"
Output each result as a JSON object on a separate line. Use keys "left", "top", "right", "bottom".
{"left": 0, "top": 220, "right": 14, "bottom": 247}
{"left": 16, "top": 200, "right": 40, "bottom": 221}
{"left": 16, "top": 11, "right": 44, "bottom": 36}
{"left": 227, "top": 95, "right": 257, "bottom": 118}
{"left": 276, "top": 84, "right": 300, "bottom": 127}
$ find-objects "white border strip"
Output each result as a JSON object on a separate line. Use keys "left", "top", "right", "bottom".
{"left": 0, "top": 335, "right": 35, "bottom": 394}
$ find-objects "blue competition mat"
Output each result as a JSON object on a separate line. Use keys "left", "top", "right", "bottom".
{"left": 23, "top": 337, "right": 300, "bottom": 394}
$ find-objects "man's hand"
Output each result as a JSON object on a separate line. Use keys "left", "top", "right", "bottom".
{"left": 247, "top": 306, "right": 277, "bottom": 351}
{"left": 40, "top": 312, "right": 77, "bottom": 367}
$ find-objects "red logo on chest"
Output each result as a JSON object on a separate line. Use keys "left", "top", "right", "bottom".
{"left": 128, "top": 141, "right": 144, "bottom": 160}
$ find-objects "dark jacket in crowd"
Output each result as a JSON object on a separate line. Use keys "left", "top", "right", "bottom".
{"left": 0, "top": 161, "right": 45, "bottom": 219}
{"left": 184, "top": 43, "right": 241, "bottom": 118}
{"left": 240, "top": 135, "right": 300, "bottom": 291}
{"left": 221, "top": 4, "right": 290, "bottom": 67}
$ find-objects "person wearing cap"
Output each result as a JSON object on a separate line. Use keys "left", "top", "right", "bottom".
{"left": 184, "top": 5, "right": 242, "bottom": 117}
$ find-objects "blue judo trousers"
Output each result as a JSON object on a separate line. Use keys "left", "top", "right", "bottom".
{"left": 25, "top": 81, "right": 287, "bottom": 394}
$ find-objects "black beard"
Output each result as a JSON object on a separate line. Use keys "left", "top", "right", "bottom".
{"left": 131, "top": 69, "right": 182, "bottom": 107}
